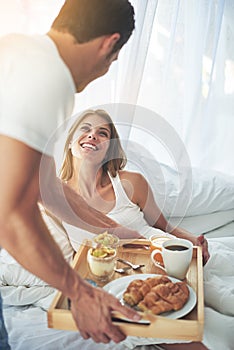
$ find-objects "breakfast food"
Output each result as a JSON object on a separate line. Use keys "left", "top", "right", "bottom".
{"left": 90, "top": 246, "right": 116, "bottom": 258}
{"left": 94, "top": 232, "right": 119, "bottom": 248}
{"left": 87, "top": 232, "right": 118, "bottom": 281}
{"left": 87, "top": 247, "right": 116, "bottom": 279}
{"left": 123, "top": 276, "right": 189, "bottom": 315}
{"left": 123, "top": 276, "right": 171, "bottom": 306}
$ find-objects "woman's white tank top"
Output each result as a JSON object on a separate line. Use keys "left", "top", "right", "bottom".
{"left": 63, "top": 172, "right": 156, "bottom": 251}
{"left": 107, "top": 172, "right": 152, "bottom": 236}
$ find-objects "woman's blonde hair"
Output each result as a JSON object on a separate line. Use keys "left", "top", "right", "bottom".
{"left": 59, "top": 109, "right": 127, "bottom": 181}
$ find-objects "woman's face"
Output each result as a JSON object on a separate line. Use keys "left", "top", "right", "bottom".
{"left": 70, "top": 114, "right": 111, "bottom": 165}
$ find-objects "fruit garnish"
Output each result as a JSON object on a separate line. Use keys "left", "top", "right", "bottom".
{"left": 91, "top": 246, "right": 115, "bottom": 258}
{"left": 94, "top": 232, "right": 119, "bottom": 247}
{"left": 105, "top": 247, "right": 115, "bottom": 255}
{"left": 92, "top": 250, "right": 108, "bottom": 258}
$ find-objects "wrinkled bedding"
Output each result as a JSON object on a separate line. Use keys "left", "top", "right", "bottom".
{"left": 169, "top": 209, "right": 234, "bottom": 236}
{"left": 1, "top": 225, "right": 234, "bottom": 350}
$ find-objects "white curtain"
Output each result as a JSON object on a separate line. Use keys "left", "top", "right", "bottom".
{"left": 0, "top": 0, "right": 64, "bottom": 35}
{"left": 74, "top": 0, "right": 158, "bottom": 117}
{"left": 76, "top": 0, "right": 234, "bottom": 176}
{"left": 137, "top": 0, "right": 234, "bottom": 175}
{"left": 1, "top": 0, "right": 233, "bottom": 175}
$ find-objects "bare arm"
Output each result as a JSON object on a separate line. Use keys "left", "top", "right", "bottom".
{"left": 0, "top": 136, "right": 78, "bottom": 296}
{"left": 0, "top": 136, "right": 140, "bottom": 342}
{"left": 122, "top": 171, "right": 209, "bottom": 264}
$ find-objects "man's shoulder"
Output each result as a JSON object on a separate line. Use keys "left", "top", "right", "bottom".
{"left": 0, "top": 33, "right": 44, "bottom": 52}
{"left": 0, "top": 33, "right": 73, "bottom": 91}
{"left": 0, "top": 33, "right": 57, "bottom": 65}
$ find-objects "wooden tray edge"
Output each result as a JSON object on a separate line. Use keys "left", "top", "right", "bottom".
{"left": 48, "top": 242, "right": 204, "bottom": 341}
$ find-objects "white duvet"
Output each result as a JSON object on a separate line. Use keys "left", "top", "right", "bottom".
{"left": 1, "top": 234, "right": 234, "bottom": 350}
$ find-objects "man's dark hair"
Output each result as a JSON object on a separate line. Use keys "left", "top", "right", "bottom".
{"left": 51, "top": 0, "right": 135, "bottom": 53}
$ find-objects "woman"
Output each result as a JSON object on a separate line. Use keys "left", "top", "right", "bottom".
{"left": 1, "top": 109, "right": 233, "bottom": 350}
{"left": 59, "top": 109, "right": 209, "bottom": 264}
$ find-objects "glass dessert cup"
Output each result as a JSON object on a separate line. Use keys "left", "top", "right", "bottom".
{"left": 87, "top": 247, "right": 117, "bottom": 282}
{"left": 87, "top": 232, "right": 119, "bottom": 282}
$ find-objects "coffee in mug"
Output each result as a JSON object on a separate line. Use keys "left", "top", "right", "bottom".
{"left": 151, "top": 238, "right": 193, "bottom": 280}
{"left": 165, "top": 245, "right": 189, "bottom": 251}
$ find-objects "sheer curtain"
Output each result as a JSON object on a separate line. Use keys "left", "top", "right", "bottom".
{"left": 0, "top": 0, "right": 64, "bottom": 35}
{"left": 75, "top": 0, "right": 234, "bottom": 176}
{"left": 73, "top": 0, "right": 158, "bottom": 143}
{"left": 74, "top": 0, "right": 157, "bottom": 116}
{"left": 137, "top": 0, "right": 234, "bottom": 175}
{"left": 1, "top": 0, "right": 233, "bottom": 175}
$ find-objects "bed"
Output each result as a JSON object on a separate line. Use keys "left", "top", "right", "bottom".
{"left": 1, "top": 160, "right": 234, "bottom": 350}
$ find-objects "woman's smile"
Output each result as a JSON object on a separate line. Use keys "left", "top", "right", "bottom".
{"left": 80, "top": 142, "right": 99, "bottom": 151}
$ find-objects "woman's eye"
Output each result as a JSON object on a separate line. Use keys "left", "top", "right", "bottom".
{"left": 80, "top": 126, "right": 90, "bottom": 132}
{"left": 99, "top": 131, "right": 108, "bottom": 137}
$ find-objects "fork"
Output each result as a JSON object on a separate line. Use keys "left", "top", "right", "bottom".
{"left": 117, "top": 258, "right": 145, "bottom": 270}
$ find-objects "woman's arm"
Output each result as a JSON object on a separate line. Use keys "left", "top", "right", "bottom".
{"left": 121, "top": 171, "right": 209, "bottom": 264}
{"left": 120, "top": 171, "right": 170, "bottom": 230}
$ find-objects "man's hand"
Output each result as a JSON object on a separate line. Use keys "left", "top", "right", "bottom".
{"left": 70, "top": 279, "right": 141, "bottom": 343}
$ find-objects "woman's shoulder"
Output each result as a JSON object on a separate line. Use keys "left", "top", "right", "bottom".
{"left": 118, "top": 170, "right": 146, "bottom": 185}
{"left": 118, "top": 171, "right": 149, "bottom": 204}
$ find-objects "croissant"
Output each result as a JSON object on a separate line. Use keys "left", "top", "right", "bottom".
{"left": 123, "top": 276, "right": 171, "bottom": 306}
{"left": 123, "top": 276, "right": 189, "bottom": 315}
{"left": 138, "top": 293, "right": 173, "bottom": 314}
{"left": 123, "top": 279, "right": 146, "bottom": 306}
{"left": 152, "top": 282, "right": 189, "bottom": 310}
{"left": 145, "top": 276, "right": 171, "bottom": 288}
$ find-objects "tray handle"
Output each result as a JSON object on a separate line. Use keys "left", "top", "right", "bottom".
{"left": 111, "top": 311, "right": 155, "bottom": 326}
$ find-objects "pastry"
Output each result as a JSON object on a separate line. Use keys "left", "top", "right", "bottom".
{"left": 123, "top": 276, "right": 189, "bottom": 315}
{"left": 123, "top": 276, "right": 171, "bottom": 306}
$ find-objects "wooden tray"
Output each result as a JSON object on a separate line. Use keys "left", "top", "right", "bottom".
{"left": 48, "top": 239, "right": 204, "bottom": 341}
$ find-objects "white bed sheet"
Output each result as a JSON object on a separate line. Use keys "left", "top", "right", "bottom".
{"left": 169, "top": 209, "right": 234, "bottom": 236}
{"left": 1, "top": 220, "right": 234, "bottom": 350}
{"left": 204, "top": 221, "right": 234, "bottom": 238}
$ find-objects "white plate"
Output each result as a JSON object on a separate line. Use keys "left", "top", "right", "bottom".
{"left": 103, "top": 274, "right": 197, "bottom": 319}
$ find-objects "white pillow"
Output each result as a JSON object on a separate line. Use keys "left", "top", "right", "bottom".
{"left": 181, "top": 167, "right": 234, "bottom": 216}
{"left": 126, "top": 149, "right": 234, "bottom": 217}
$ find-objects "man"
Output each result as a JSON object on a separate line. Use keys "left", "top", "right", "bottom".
{"left": 0, "top": 0, "right": 141, "bottom": 347}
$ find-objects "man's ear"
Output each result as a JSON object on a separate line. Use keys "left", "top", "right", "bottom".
{"left": 100, "top": 33, "right": 121, "bottom": 54}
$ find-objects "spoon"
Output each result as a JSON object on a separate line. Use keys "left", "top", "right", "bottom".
{"left": 117, "top": 258, "right": 145, "bottom": 270}
{"left": 114, "top": 266, "right": 132, "bottom": 274}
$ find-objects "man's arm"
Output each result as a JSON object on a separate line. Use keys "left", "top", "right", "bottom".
{"left": 0, "top": 135, "right": 79, "bottom": 293}
{"left": 0, "top": 135, "right": 140, "bottom": 342}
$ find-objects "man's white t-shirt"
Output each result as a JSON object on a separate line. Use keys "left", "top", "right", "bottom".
{"left": 0, "top": 33, "right": 76, "bottom": 156}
